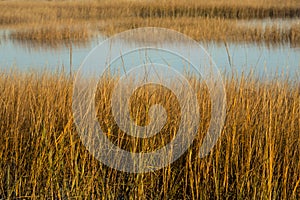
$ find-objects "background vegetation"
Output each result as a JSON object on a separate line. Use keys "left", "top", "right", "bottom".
{"left": 1, "top": 0, "right": 300, "bottom": 44}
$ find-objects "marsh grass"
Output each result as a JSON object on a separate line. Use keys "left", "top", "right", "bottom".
{"left": 9, "top": 24, "right": 91, "bottom": 48}
{"left": 0, "top": 0, "right": 299, "bottom": 26}
{"left": 1, "top": 0, "right": 300, "bottom": 45}
{"left": 0, "top": 69, "right": 299, "bottom": 199}
{"left": 6, "top": 18, "right": 300, "bottom": 47}
{"left": 0, "top": 1, "right": 300, "bottom": 199}
{"left": 100, "top": 17, "right": 300, "bottom": 44}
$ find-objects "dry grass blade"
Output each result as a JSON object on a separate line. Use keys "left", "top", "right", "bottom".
{"left": 0, "top": 70, "right": 299, "bottom": 199}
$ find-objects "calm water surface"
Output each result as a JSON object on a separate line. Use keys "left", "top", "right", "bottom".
{"left": 0, "top": 30, "right": 299, "bottom": 80}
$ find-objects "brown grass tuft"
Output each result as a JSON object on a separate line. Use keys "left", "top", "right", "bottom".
{"left": 0, "top": 70, "right": 299, "bottom": 199}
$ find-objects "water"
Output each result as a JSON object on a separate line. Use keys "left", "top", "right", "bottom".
{"left": 0, "top": 30, "right": 299, "bottom": 80}
{"left": 236, "top": 18, "right": 300, "bottom": 29}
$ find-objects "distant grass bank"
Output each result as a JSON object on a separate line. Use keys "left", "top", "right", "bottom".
{"left": 1, "top": 0, "right": 299, "bottom": 25}
{"left": 0, "top": 70, "right": 299, "bottom": 199}
{"left": 1, "top": 0, "right": 300, "bottom": 45}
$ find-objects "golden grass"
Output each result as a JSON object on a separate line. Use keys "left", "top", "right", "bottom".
{"left": 0, "top": 1, "right": 300, "bottom": 198}
{"left": 0, "top": 69, "right": 299, "bottom": 199}
{"left": 9, "top": 23, "right": 92, "bottom": 48}
{"left": 100, "top": 17, "right": 300, "bottom": 44}
{"left": 5, "top": 17, "right": 300, "bottom": 47}
{"left": 10, "top": 25, "right": 90, "bottom": 42}
{"left": 0, "top": 0, "right": 299, "bottom": 45}
{"left": 0, "top": 0, "right": 299, "bottom": 27}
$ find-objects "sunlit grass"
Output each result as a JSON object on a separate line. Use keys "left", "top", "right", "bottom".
{"left": 0, "top": 0, "right": 300, "bottom": 199}
{"left": 9, "top": 23, "right": 92, "bottom": 48}
{"left": 9, "top": 24, "right": 90, "bottom": 42}
{"left": 100, "top": 17, "right": 300, "bottom": 45}
{"left": 0, "top": 0, "right": 299, "bottom": 26}
{"left": 0, "top": 70, "right": 299, "bottom": 199}
{"left": 0, "top": 0, "right": 299, "bottom": 44}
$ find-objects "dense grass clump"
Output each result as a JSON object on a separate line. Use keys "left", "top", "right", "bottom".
{"left": 0, "top": 70, "right": 299, "bottom": 199}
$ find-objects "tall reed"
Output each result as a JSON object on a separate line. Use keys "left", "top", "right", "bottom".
{"left": 0, "top": 69, "right": 299, "bottom": 199}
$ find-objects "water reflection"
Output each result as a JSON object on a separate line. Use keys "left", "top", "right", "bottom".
{"left": 236, "top": 18, "right": 300, "bottom": 29}
{"left": 9, "top": 37, "right": 91, "bottom": 52}
{"left": 0, "top": 30, "right": 299, "bottom": 80}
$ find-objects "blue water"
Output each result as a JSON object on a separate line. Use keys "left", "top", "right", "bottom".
{"left": 0, "top": 32, "right": 299, "bottom": 79}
